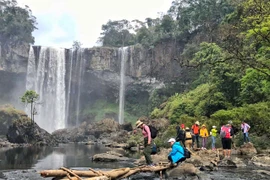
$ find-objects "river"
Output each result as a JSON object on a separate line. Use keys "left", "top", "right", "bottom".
{"left": 0, "top": 144, "right": 269, "bottom": 180}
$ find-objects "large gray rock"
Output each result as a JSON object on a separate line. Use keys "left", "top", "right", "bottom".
{"left": 6, "top": 119, "right": 58, "bottom": 146}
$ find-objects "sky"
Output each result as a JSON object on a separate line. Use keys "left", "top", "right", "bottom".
{"left": 17, "top": 0, "right": 173, "bottom": 48}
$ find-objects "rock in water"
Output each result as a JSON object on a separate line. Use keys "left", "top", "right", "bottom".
{"left": 6, "top": 119, "right": 58, "bottom": 146}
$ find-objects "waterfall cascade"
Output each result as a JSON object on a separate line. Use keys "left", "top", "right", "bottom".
{"left": 65, "top": 49, "right": 85, "bottom": 126}
{"left": 118, "top": 47, "right": 128, "bottom": 124}
{"left": 26, "top": 46, "right": 66, "bottom": 133}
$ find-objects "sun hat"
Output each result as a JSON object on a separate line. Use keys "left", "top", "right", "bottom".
{"left": 168, "top": 138, "right": 176, "bottom": 143}
{"left": 202, "top": 124, "right": 206, "bottom": 127}
{"left": 135, "top": 120, "right": 143, "bottom": 128}
{"left": 195, "top": 121, "right": 200, "bottom": 125}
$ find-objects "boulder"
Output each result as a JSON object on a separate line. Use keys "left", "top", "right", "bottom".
{"left": 6, "top": 118, "right": 58, "bottom": 146}
{"left": 92, "top": 152, "right": 129, "bottom": 162}
{"left": 251, "top": 154, "right": 270, "bottom": 167}
{"left": 239, "top": 143, "right": 257, "bottom": 156}
{"left": 0, "top": 105, "right": 27, "bottom": 136}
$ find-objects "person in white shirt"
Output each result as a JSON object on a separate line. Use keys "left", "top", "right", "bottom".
{"left": 241, "top": 121, "right": 251, "bottom": 143}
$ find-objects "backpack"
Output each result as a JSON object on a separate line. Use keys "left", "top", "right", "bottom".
{"left": 183, "top": 148, "right": 191, "bottom": 158}
{"left": 149, "top": 125, "right": 158, "bottom": 139}
{"left": 151, "top": 143, "right": 157, "bottom": 155}
{"left": 220, "top": 126, "right": 230, "bottom": 138}
{"left": 176, "top": 126, "right": 185, "bottom": 141}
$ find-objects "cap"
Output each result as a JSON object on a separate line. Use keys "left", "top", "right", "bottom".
{"left": 202, "top": 124, "right": 206, "bottom": 127}
{"left": 168, "top": 138, "right": 176, "bottom": 143}
{"left": 181, "top": 124, "right": 185, "bottom": 128}
{"left": 185, "top": 127, "right": 190, "bottom": 130}
{"left": 195, "top": 121, "right": 200, "bottom": 125}
{"left": 212, "top": 126, "right": 216, "bottom": 128}
{"left": 135, "top": 120, "right": 143, "bottom": 128}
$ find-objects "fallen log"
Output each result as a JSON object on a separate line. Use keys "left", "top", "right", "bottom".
{"left": 59, "top": 176, "right": 109, "bottom": 180}
{"left": 40, "top": 165, "right": 171, "bottom": 180}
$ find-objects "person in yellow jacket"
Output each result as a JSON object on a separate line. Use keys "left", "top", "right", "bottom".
{"left": 200, "top": 124, "right": 209, "bottom": 150}
{"left": 210, "top": 126, "right": 218, "bottom": 150}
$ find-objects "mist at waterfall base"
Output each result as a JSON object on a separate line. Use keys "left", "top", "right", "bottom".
{"left": 24, "top": 46, "right": 127, "bottom": 133}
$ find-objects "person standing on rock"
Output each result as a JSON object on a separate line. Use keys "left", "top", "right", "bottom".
{"left": 200, "top": 124, "right": 209, "bottom": 150}
{"left": 191, "top": 121, "right": 200, "bottom": 149}
{"left": 185, "top": 127, "right": 193, "bottom": 149}
{"left": 135, "top": 120, "right": 154, "bottom": 166}
{"left": 210, "top": 126, "right": 217, "bottom": 150}
{"left": 220, "top": 123, "right": 232, "bottom": 159}
{"left": 167, "top": 138, "right": 186, "bottom": 166}
{"left": 176, "top": 123, "right": 186, "bottom": 147}
{"left": 241, "top": 121, "right": 251, "bottom": 144}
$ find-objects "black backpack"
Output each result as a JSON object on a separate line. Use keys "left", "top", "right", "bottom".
{"left": 183, "top": 147, "right": 191, "bottom": 158}
{"left": 149, "top": 125, "right": 158, "bottom": 139}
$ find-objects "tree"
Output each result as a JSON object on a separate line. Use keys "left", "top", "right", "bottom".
{"left": 72, "top": 40, "right": 82, "bottom": 50}
{"left": 0, "top": 0, "right": 37, "bottom": 47}
{"left": 98, "top": 19, "right": 135, "bottom": 47}
{"left": 21, "top": 90, "right": 39, "bottom": 123}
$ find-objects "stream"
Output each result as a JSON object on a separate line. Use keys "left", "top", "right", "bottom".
{"left": 0, "top": 143, "right": 269, "bottom": 180}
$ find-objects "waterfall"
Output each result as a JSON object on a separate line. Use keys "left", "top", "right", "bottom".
{"left": 26, "top": 46, "right": 66, "bottom": 133}
{"left": 118, "top": 47, "right": 128, "bottom": 124}
{"left": 65, "top": 48, "right": 85, "bottom": 127}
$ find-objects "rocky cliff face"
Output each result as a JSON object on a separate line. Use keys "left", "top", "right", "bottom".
{"left": 0, "top": 41, "right": 184, "bottom": 132}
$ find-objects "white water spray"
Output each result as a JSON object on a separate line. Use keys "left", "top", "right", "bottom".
{"left": 118, "top": 47, "right": 128, "bottom": 124}
{"left": 26, "top": 46, "right": 66, "bottom": 133}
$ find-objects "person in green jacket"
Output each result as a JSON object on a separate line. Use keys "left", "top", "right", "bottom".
{"left": 210, "top": 126, "right": 218, "bottom": 150}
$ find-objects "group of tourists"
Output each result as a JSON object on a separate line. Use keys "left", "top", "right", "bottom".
{"left": 135, "top": 119, "right": 251, "bottom": 166}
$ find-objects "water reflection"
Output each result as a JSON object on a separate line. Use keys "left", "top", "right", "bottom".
{"left": 0, "top": 143, "right": 132, "bottom": 171}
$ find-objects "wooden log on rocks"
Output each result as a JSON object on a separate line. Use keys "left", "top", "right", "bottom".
{"left": 40, "top": 165, "right": 172, "bottom": 179}
{"left": 60, "top": 176, "right": 109, "bottom": 180}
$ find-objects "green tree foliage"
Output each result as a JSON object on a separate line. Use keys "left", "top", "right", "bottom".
{"left": 72, "top": 40, "right": 82, "bottom": 50}
{"left": 211, "top": 102, "right": 270, "bottom": 137}
{"left": 0, "top": 0, "right": 37, "bottom": 46}
{"left": 240, "top": 68, "right": 270, "bottom": 104}
{"left": 21, "top": 90, "right": 39, "bottom": 123}
{"left": 220, "top": 0, "right": 270, "bottom": 76}
{"left": 98, "top": 19, "right": 135, "bottom": 47}
{"left": 151, "top": 84, "right": 230, "bottom": 123}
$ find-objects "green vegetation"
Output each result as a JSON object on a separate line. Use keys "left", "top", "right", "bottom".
{"left": 21, "top": 90, "right": 39, "bottom": 123}
{"left": 0, "top": 0, "right": 37, "bottom": 47}
{"left": 98, "top": 0, "right": 270, "bottom": 148}
{"left": 82, "top": 100, "right": 138, "bottom": 123}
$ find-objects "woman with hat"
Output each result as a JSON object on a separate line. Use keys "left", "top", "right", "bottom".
{"left": 135, "top": 120, "right": 154, "bottom": 166}
{"left": 167, "top": 138, "right": 186, "bottom": 166}
{"left": 200, "top": 124, "right": 209, "bottom": 150}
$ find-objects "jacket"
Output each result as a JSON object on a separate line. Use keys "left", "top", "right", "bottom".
{"left": 200, "top": 128, "right": 209, "bottom": 137}
{"left": 168, "top": 142, "right": 185, "bottom": 163}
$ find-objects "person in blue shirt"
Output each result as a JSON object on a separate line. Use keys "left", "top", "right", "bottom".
{"left": 168, "top": 138, "right": 186, "bottom": 166}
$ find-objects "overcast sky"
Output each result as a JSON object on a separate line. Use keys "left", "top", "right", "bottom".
{"left": 17, "top": 0, "right": 173, "bottom": 48}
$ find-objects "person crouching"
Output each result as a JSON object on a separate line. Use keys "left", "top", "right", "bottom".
{"left": 168, "top": 138, "right": 186, "bottom": 167}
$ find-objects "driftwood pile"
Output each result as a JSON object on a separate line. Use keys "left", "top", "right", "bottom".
{"left": 40, "top": 163, "right": 171, "bottom": 180}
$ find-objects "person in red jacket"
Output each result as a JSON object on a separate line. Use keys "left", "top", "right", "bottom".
{"left": 220, "top": 123, "right": 232, "bottom": 159}
{"left": 191, "top": 121, "right": 200, "bottom": 149}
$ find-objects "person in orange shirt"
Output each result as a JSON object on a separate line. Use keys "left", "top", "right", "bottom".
{"left": 191, "top": 121, "right": 200, "bottom": 149}
{"left": 200, "top": 124, "right": 209, "bottom": 150}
